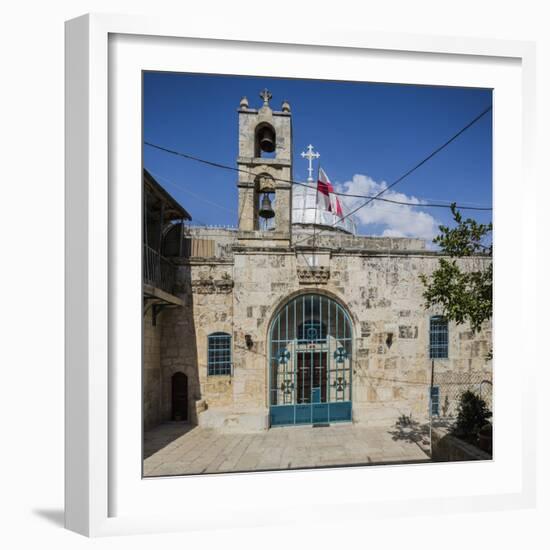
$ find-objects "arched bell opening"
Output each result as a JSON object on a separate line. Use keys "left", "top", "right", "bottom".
{"left": 255, "top": 173, "right": 277, "bottom": 231}
{"left": 268, "top": 293, "right": 353, "bottom": 426}
{"left": 254, "top": 122, "right": 277, "bottom": 159}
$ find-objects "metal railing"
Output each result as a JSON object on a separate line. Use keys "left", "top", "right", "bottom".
{"left": 143, "top": 244, "right": 176, "bottom": 295}
{"left": 431, "top": 371, "right": 493, "bottom": 421}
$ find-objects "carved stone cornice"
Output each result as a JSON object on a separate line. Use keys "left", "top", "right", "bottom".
{"left": 297, "top": 266, "right": 330, "bottom": 284}
{"left": 191, "top": 274, "right": 234, "bottom": 294}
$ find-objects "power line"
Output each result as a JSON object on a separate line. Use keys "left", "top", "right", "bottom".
{"left": 292, "top": 104, "right": 493, "bottom": 247}
{"left": 144, "top": 118, "right": 493, "bottom": 213}
{"left": 329, "top": 105, "right": 493, "bottom": 225}
{"left": 145, "top": 139, "right": 492, "bottom": 211}
{"left": 149, "top": 169, "right": 237, "bottom": 215}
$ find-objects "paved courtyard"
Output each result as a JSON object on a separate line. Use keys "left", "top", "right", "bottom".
{"left": 144, "top": 422, "right": 431, "bottom": 477}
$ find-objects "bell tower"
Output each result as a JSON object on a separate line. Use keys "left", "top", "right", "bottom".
{"left": 237, "top": 89, "right": 292, "bottom": 245}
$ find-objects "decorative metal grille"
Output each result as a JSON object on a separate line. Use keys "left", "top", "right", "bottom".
{"left": 269, "top": 293, "right": 353, "bottom": 425}
{"left": 207, "top": 332, "right": 232, "bottom": 375}
{"left": 430, "top": 316, "right": 448, "bottom": 359}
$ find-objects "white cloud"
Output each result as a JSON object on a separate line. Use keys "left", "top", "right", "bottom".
{"left": 336, "top": 174, "right": 440, "bottom": 242}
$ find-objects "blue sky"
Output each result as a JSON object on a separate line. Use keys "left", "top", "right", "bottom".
{"left": 143, "top": 72, "right": 492, "bottom": 241}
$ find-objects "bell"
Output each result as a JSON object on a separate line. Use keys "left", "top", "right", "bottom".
{"left": 259, "top": 193, "right": 275, "bottom": 219}
{"left": 258, "top": 126, "right": 275, "bottom": 153}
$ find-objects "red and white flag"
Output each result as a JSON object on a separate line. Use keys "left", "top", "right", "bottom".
{"left": 317, "top": 167, "right": 343, "bottom": 217}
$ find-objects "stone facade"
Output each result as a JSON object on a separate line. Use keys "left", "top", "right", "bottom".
{"left": 142, "top": 90, "right": 492, "bottom": 432}
{"left": 144, "top": 229, "right": 492, "bottom": 431}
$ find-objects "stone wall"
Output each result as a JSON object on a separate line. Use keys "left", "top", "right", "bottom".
{"left": 431, "top": 321, "right": 493, "bottom": 419}
{"left": 186, "top": 226, "right": 238, "bottom": 260}
{"left": 149, "top": 229, "right": 492, "bottom": 432}
{"left": 143, "top": 308, "right": 162, "bottom": 430}
{"left": 431, "top": 427, "right": 492, "bottom": 462}
{"left": 157, "top": 262, "right": 234, "bottom": 426}
{"left": 292, "top": 231, "right": 427, "bottom": 252}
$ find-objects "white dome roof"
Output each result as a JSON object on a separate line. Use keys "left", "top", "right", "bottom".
{"left": 291, "top": 183, "right": 357, "bottom": 235}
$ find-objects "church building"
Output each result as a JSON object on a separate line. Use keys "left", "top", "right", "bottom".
{"left": 143, "top": 89, "right": 492, "bottom": 433}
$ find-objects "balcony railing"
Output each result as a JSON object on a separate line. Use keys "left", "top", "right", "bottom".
{"left": 143, "top": 244, "right": 177, "bottom": 295}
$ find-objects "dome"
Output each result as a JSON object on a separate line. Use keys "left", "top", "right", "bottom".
{"left": 291, "top": 183, "right": 357, "bottom": 235}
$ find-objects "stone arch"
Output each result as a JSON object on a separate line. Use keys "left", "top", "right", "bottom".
{"left": 162, "top": 221, "right": 185, "bottom": 257}
{"left": 266, "top": 291, "right": 354, "bottom": 426}
{"left": 254, "top": 172, "right": 276, "bottom": 193}
{"left": 264, "top": 287, "right": 360, "bottom": 345}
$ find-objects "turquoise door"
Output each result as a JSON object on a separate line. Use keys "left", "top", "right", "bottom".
{"left": 311, "top": 388, "right": 321, "bottom": 403}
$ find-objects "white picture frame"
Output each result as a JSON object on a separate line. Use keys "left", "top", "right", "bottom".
{"left": 65, "top": 13, "right": 537, "bottom": 537}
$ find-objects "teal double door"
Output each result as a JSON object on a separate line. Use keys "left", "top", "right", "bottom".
{"left": 270, "top": 347, "right": 352, "bottom": 425}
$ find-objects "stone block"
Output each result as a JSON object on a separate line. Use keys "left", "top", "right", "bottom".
{"left": 399, "top": 325, "right": 418, "bottom": 339}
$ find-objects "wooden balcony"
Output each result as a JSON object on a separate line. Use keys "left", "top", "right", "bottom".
{"left": 143, "top": 244, "right": 177, "bottom": 296}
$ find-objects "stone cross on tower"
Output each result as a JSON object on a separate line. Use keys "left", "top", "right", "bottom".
{"left": 301, "top": 144, "right": 320, "bottom": 182}
{"left": 260, "top": 88, "right": 272, "bottom": 106}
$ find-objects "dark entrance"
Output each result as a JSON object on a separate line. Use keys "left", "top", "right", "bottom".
{"left": 297, "top": 351, "right": 328, "bottom": 404}
{"left": 171, "top": 372, "right": 188, "bottom": 421}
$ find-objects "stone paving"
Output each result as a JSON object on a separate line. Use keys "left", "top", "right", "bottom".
{"left": 143, "top": 422, "right": 431, "bottom": 477}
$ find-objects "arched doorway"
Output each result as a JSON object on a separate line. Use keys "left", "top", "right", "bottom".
{"left": 171, "top": 372, "right": 188, "bottom": 421}
{"left": 269, "top": 293, "right": 353, "bottom": 426}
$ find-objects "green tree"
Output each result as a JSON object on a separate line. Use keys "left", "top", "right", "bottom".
{"left": 420, "top": 204, "right": 492, "bottom": 333}
{"left": 451, "top": 390, "right": 492, "bottom": 444}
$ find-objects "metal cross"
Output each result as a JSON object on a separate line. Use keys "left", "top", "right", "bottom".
{"left": 301, "top": 144, "right": 320, "bottom": 182}
{"left": 260, "top": 88, "right": 272, "bottom": 105}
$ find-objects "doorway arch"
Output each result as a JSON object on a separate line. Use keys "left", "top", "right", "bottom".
{"left": 268, "top": 293, "right": 353, "bottom": 426}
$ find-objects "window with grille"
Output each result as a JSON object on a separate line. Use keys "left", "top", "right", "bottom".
{"left": 297, "top": 320, "right": 327, "bottom": 342}
{"left": 430, "top": 386, "right": 440, "bottom": 416}
{"left": 429, "top": 316, "right": 448, "bottom": 359}
{"left": 207, "top": 332, "right": 232, "bottom": 375}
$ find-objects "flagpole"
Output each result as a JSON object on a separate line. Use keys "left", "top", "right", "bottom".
{"left": 312, "top": 164, "right": 320, "bottom": 263}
